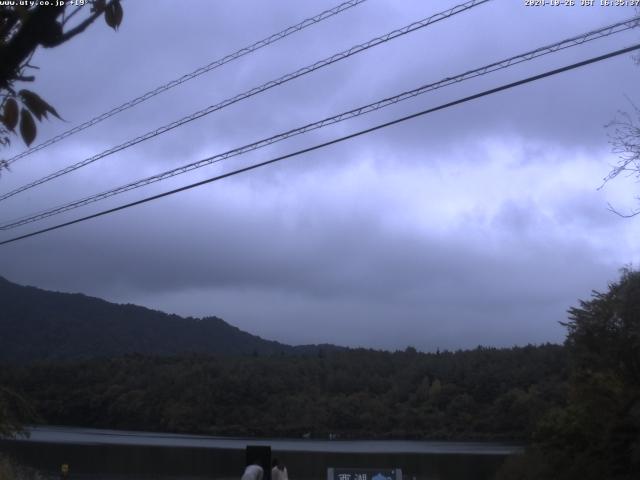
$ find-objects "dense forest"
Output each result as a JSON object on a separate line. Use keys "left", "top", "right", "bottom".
{"left": 0, "top": 275, "right": 566, "bottom": 441}
{"left": 0, "top": 344, "right": 566, "bottom": 440}
{"left": 1, "top": 270, "right": 638, "bottom": 479}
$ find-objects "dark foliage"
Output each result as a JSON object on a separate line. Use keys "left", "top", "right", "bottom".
{"left": 0, "top": 276, "right": 567, "bottom": 440}
{"left": 497, "top": 269, "right": 640, "bottom": 480}
{"left": 0, "top": 385, "right": 37, "bottom": 438}
{"left": 0, "top": 1, "right": 123, "bottom": 149}
{"left": 0, "top": 344, "right": 566, "bottom": 440}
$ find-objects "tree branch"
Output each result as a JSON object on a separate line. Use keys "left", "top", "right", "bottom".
{"left": 57, "top": 11, "right": 102, "bottom": 47}
{"left": 56, "top": 3, "right": 108, "bottom": 45}
{"left": 0, "top": 5, "right": 64, "bottom": 89}
{"left": 62, "top": 5, "right": 83, "bottom": 27}
{"left": 0, "top": 8, "right": 19, "bottom": 39}
{"left": 607, "top": 202, "right": 640, "bottom": 218}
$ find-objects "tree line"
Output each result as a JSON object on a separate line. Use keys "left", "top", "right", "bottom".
{"left": 0, "top": 343, "right": 566, "bottom": 441}
{"left": 1, "top": 269, "right": 638, "bottom": 479}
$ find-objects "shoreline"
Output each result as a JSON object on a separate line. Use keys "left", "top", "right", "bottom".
{"left": 5, "top": 426, "right": 524, "bottom": 455}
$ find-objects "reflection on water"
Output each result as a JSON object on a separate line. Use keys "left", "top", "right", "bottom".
{"left": 14, "top": 427, "right": 522, "bottom": 455}
{"left": 0, "top": 427, "right": 515, "bottom": 480}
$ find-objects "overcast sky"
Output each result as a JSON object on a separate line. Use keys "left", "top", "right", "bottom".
{"left": 1, "top": 0, "right": 639, "bottom": 351}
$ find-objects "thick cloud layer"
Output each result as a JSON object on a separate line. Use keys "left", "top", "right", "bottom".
{"left": 1, "top": 0, "right": 638, "bottom": 350}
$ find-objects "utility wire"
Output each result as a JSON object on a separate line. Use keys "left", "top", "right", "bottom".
{"left": 4, "top": 0, "right": 368, "bottom": 166}
{"left": 1, "top": 43, "right": 638, "bottom": 247}
{"left": 0, "top": 0, "right": 491, "bottom": 203}
{"left": 2, "top": 15, "right": 638, "bottom": 230}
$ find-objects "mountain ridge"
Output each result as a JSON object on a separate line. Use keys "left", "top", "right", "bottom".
{"left": 0, "top": 276, "right": 339, "bottom": 362}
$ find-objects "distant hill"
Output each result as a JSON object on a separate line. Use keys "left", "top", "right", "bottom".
{"left": 0, "top": 276, "right": 337, "bottom": 362}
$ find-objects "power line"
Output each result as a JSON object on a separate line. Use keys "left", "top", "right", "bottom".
{"left": 2, "top": 15, "right": 637, "bottom": 230}
{"left": 0, "top": 0, "right": 491, "bottom": 203}
{"left": 4, "top": 0, "right": 369, "bottom": 166}
{"left": 1, "top": 42, "right": 638, "bottom": 247}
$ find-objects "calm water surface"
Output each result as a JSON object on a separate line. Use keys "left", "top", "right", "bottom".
{"left": 0, "top": 427, "right": 522, "bottom": 480}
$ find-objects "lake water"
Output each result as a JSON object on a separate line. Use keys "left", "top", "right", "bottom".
{"left": 0, "top": 427, "right": 522, "bottom": 480}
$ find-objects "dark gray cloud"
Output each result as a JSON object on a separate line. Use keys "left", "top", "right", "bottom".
{"left": 1, "top": 0, "right": 638, "bottom": 350}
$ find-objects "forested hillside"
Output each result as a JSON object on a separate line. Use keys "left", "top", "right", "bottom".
{"left": 0, "top": 344, "right": 566, "bottom": 440}
{"left": 0, "top": 276, "right": 335, "bottom": 360}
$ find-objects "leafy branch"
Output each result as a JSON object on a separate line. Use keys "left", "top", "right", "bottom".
{"left": 0, "top": 0, "right": 124, "bottom": 167}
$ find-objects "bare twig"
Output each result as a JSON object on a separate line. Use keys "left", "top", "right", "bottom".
{"left": 607, "top": 202, "right": 640, "bottom": 218}
{"left": 603, "top": 97, "right": 640, "bottom": 216}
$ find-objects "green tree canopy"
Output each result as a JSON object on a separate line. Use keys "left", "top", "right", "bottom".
{"left": 503, "top": 269, "right": 640, "bottom": 480}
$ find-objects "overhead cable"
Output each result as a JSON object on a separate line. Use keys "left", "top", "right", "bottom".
{"left": 0, "top": 0, "right": 491, "bottom": 202}
{"left": 2, "top": 15, "right": 638, "bottom": 230}
{"left": 1, "top": 42, "right": 638, "bottom": 247}
{"left": 4, "top": 0, "right": 369, "bottom": 166}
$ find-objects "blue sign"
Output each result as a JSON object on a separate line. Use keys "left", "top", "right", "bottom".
{"left": 328, "top": 468, "right": 402, "bottom": 480}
